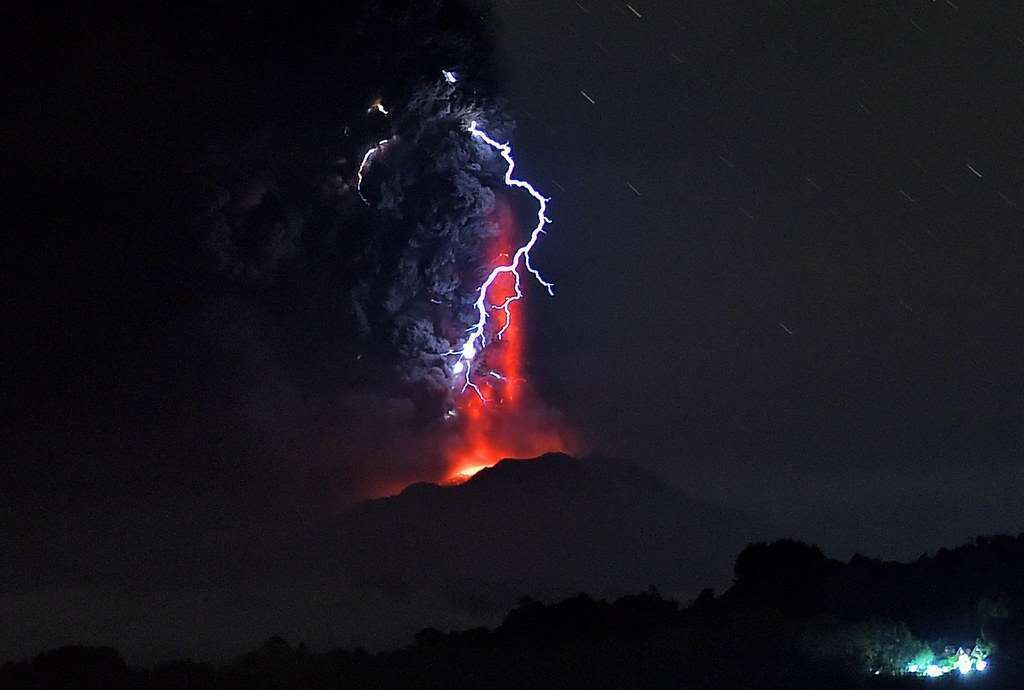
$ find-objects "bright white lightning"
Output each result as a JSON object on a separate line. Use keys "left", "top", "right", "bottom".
{"left": 442, "top": 69, "right": 458, "bottom": 83}
{"left": 368, "top": 101, "right": 390, "bottom": 116}
{"left": 356, "top": 138, "right": 390, "bottom": 205}
{"left": 448, "top": 121, "right": 554, "bottom": 400}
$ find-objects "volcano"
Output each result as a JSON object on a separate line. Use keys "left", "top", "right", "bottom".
{"left": 321, "top": 453, "right": 774, "bottom": 645}
{"left": 0, "top": 453, "right": 774, "bottom": 662}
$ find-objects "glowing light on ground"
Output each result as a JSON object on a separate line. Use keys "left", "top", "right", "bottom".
{"left": 905, "top": 645, "right": 990, "bottom": 678}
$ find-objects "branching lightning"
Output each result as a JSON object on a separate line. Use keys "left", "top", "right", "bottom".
{"left": 343, "top": 70, "right": 574, "bottom": 480}
{"left": 354, "top": 71, "right": 555, "bottom": 404}
{"left": 448, "top": 121, "right": 555, "bottom": 400}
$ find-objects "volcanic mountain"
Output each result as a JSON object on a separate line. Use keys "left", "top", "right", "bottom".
{"left": 315, "top": 453, "right": 773, "bottom": 645}
{"left": 0, "top": 453, "right": 774, "bottom": 662}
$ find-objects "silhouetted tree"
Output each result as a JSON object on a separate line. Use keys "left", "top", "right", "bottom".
{"left": 732, "top": 539, "right": 837, "bottom": 616}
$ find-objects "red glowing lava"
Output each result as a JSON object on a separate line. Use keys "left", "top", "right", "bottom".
{"left": 443, "top": 198, "right": 574, "bottom": 483}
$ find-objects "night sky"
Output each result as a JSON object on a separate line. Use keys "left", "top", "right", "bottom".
{"left": 5, "top": 0, "right": 1024, "bottom": 664}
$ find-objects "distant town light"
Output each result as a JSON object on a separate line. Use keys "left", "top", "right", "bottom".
{"left": 976, "top": 659, "right": 988, "bottom": 671}
{"left": 926, "top": 665, "right": 942, "bottom": 678}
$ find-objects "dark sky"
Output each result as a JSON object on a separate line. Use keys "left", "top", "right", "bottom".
{"left": 493, "top": 0, "right": 1024, "bottom": 556}
{"left": 4, "top": 0, "right": 1023, "bottom": 664}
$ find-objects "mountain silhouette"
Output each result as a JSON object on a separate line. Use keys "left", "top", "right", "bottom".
{"left": 325, "top": 453, "right": 771, "bottom": 634}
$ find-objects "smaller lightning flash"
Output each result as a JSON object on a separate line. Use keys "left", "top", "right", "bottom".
{"left": 357, "top": 138, "right": 391, "bottom": 205}
{"left": 367, "top": 101, "right": 390, "bottom": 116}
{"left": 442, "top": 69, "right": 458, "bottom": 84}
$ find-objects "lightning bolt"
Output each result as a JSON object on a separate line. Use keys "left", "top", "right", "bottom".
{"left": 356, "top": 70, "right": 555, "bottom": 401}
{"left": 449, "top": 121, "right": 554, "bottom": 400}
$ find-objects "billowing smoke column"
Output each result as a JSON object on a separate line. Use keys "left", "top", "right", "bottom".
{"left": 354, "top": 71, "right": 573, "bottom": 482}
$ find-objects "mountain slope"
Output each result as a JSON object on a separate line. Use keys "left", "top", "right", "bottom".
{"left": 330, "top": 453, "right": 771, "bottom": 624}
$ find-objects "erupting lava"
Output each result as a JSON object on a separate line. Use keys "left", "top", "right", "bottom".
{"left": 443, "top": 199, "right": 573, "bottom": 483}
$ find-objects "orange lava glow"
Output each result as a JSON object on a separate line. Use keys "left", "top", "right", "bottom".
{"left": 443, "top": 198, "right": 574, "bottom": 482}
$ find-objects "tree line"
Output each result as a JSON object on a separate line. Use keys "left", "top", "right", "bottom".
{"left": 5, "top": 534, "right": 1024, "bottom": 689}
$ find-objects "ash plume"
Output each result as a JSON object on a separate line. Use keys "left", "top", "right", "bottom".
{"left": 193, "top": 1, "right": 520, "bottom": 441}
{"left": 351, "top": 79, "right": 514, "bottom": 399}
